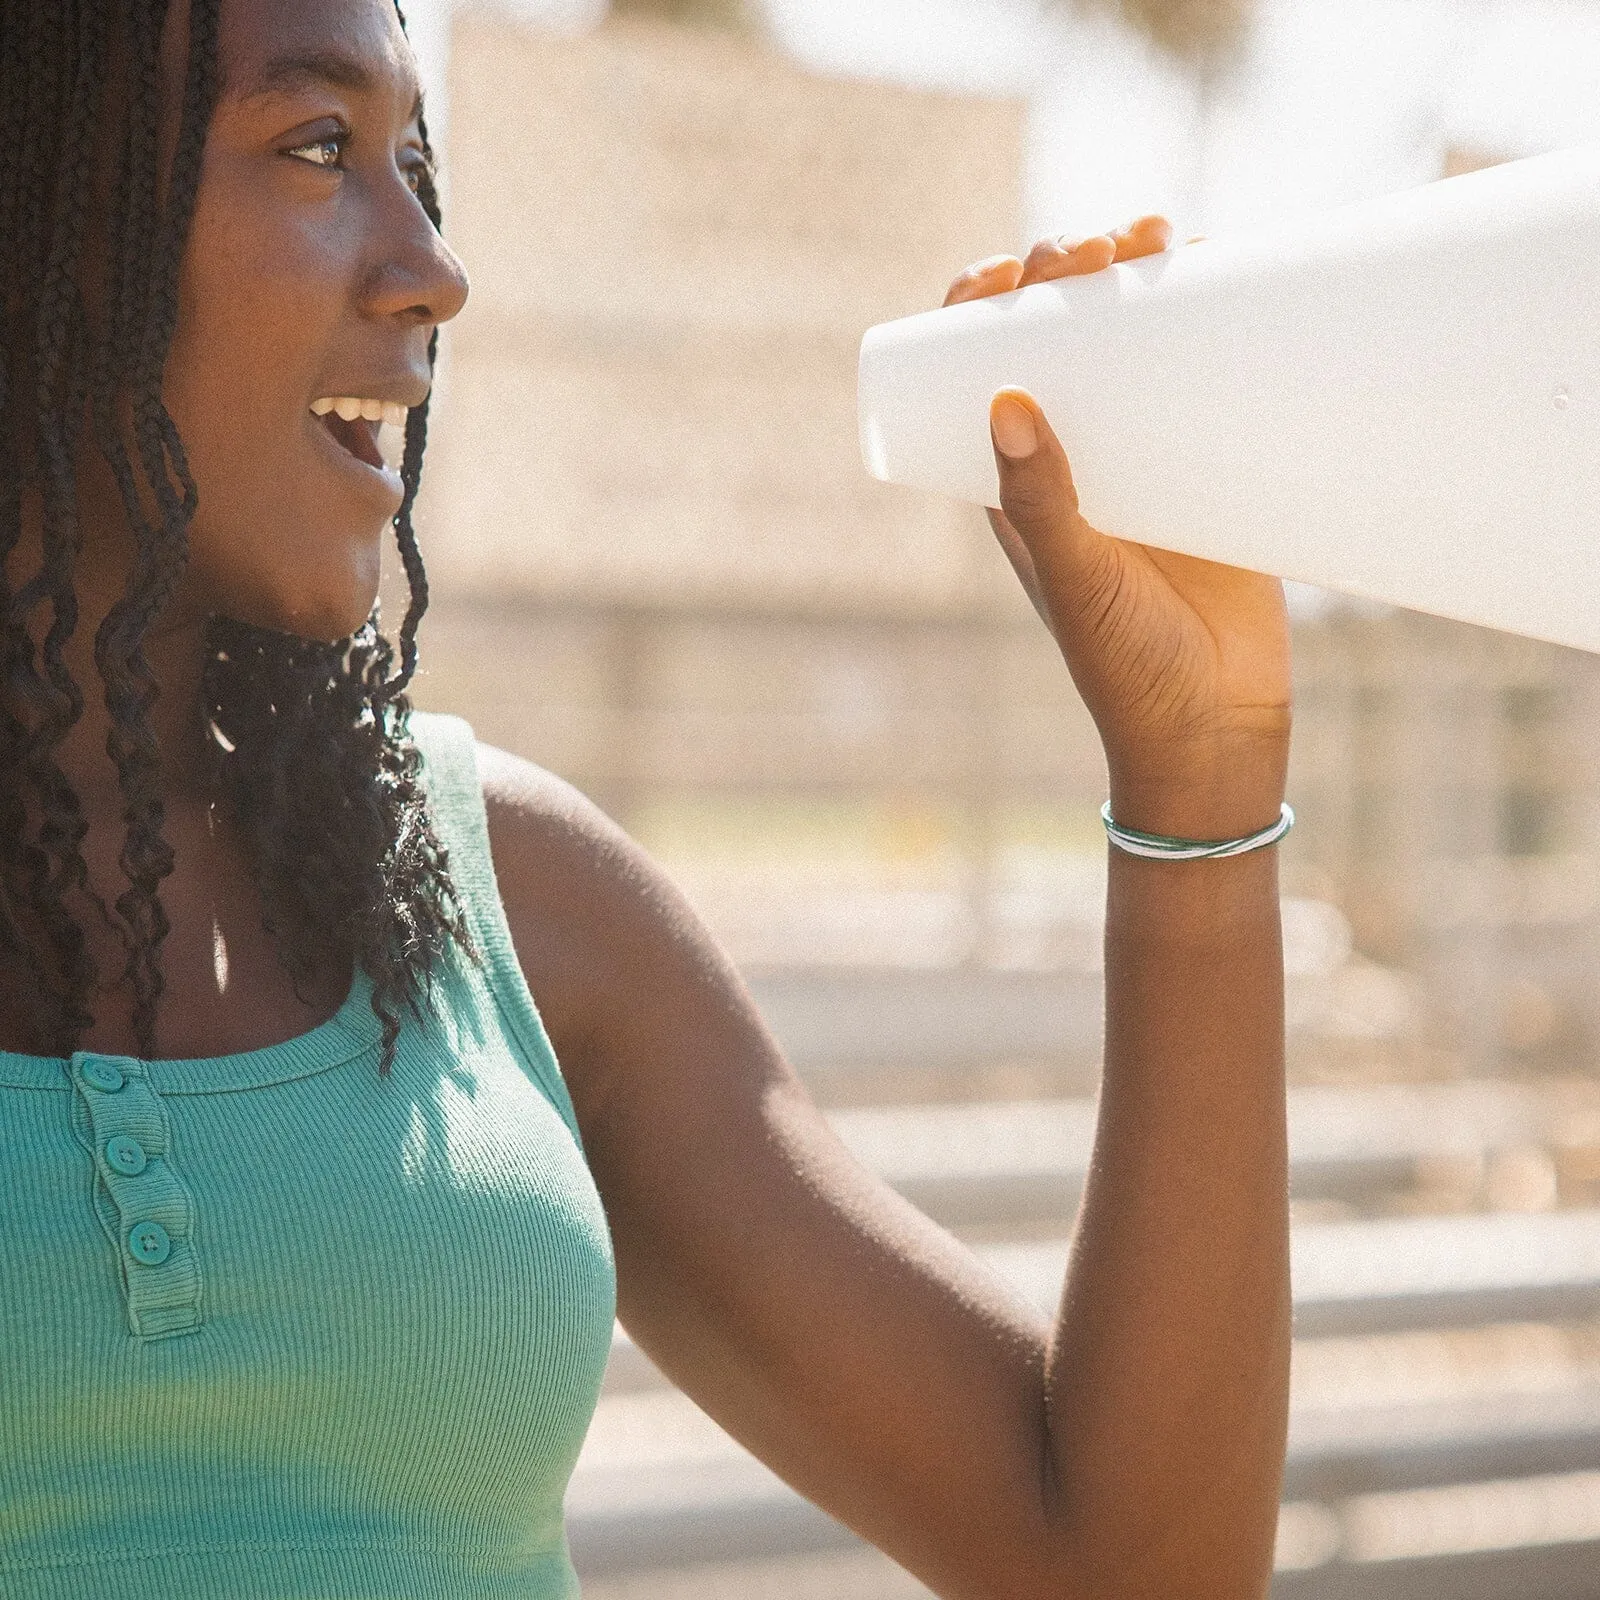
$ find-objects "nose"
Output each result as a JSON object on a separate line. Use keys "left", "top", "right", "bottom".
{"left": 363, "top": 186, "right": 470, "bottom": 331}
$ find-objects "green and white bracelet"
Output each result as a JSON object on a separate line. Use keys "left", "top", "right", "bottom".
{"left": 1100, "top": 800, "right": 1295, "bottom": 860}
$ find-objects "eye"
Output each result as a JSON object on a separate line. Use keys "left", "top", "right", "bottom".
{"left": 286, "top": 131, "right": 347, "bottom": 170}
{"left": 402, "top": 149, "right": 434, "bottom": 197}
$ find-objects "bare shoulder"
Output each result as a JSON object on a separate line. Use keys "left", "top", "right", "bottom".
{"left": 473, "top": 739, "right": 629, "bottom": 884}
{"left": 472, "top": 740, "right": 709, "bottom": 942}
{"left": 471, "top": 741, "right": 749, "bottom": 1095}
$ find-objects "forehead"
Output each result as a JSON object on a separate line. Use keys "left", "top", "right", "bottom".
{"left": 218, "top": 0, "right": 420, "bottom": 109}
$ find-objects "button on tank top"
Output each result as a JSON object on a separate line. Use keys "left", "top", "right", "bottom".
{"left": 0, "top": 712, "right": 617, "bottom": 1599}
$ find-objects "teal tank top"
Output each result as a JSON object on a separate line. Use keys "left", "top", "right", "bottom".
{"left": 0, "top": 712, "right": 617, "bottom": 1599}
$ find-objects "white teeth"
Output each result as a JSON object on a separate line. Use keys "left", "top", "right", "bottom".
{"left": 309, "top": 397, "right": 411, "bottom": 428}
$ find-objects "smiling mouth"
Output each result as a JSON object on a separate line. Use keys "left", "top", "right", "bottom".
{"left": 320, "top": 410, "right": 386, "bottom": 470}
{"left": 309, "top": 396, "right": 410, "bottom": 473}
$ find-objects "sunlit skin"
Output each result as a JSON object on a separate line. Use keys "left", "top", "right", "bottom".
{"left": 25, "top": 0, "right": 1294, "bottom": 1594}
{"left": 162, "top": 0, "right": 464, "bottom": 642}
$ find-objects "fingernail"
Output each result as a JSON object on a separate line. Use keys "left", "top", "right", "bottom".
{"left": 1056, "top": 235, "right": 1082, "bottom": 253}
{"left": 991, "top": 395, "right": 1038, "bottom": 458}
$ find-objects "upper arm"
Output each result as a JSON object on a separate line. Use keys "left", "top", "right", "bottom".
{"left": 476, "top": 742, "right": 1058, "bottom": 1598}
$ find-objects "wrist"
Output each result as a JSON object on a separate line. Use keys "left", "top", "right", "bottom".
{"left": 1107, "top": 740, "right": 1289, "bottom": 842}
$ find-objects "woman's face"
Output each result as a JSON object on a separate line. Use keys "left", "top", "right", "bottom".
{"left": 159, "top": 0, "right": 469, "bottom": 642}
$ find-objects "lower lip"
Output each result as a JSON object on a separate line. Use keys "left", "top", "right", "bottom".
{"left": 305, "top": 413, "right": 406, "bottom": 512}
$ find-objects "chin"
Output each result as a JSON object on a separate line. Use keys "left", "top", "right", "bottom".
{"left": 204, "top": 536, "right": 384, "bottom": 646}
{"left": 284, "top": 590, "right": 382, "bottom": 646}
{"left": 214, "top": 578, "right": 379, "bottom": 648}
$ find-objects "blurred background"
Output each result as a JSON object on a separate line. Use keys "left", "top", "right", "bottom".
{"left": 394, "top": 1, "right": 1600, "bottom": 1594}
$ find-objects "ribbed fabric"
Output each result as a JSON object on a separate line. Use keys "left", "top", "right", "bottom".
{"left": 0, "top": 713, "right": 617, "bottom": 1598}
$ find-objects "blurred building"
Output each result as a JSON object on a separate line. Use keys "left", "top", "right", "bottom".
{"left": 1290, "top": 608, "right": 1600, "bottom": 1080}
{"left": 417, "top": 7, "right": 1023, "bottom": 614}
{"left": 406, "top": 3, "right": 1600, "bottom": 1088}
{"left": 408, "top": 5, "right": 1077, "bottom": 985}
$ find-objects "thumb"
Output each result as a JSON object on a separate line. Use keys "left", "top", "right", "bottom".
{"left": 988, "top": 388, "right": 1107, "bottom": 610}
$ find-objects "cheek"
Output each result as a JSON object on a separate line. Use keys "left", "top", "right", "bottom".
{"left": 164, "top": 363, "right": 389, "bottom": 643}
{"left": 160, "top": 172, "right": 389, "bottom": 640}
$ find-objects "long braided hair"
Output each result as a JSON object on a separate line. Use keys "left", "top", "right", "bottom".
{"left": 0, "top": 0, "right": 472, "bottom": 1074}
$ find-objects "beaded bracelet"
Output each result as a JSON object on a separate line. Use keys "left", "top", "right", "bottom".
{"left": 1100, "top": 800, "right": 1295, "bottom": 860}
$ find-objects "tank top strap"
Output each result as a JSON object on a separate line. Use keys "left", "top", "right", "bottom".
{"left": 406, "top": 710, "right": 587, "bottom": 1148}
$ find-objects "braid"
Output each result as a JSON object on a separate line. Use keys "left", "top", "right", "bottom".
{"left": 379, "top": 326, "right": 437, "bottom": 705}
{"left": 34, "top": 0, "right": 114, "bottom": 1025}
{"left": 95, "top": 0, "right": 220, "bottom": 1051}
{"left": 3, "top": 0, "right": 109, "bottom": 1047}
{"left": 378, "top": 6, "right": 441, "bottom": 706}
{"left": 0, "top": 0, "right": 470, "bottom": 1068}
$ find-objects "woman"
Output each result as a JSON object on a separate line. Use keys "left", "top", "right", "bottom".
{"left": 0, "top": 1, "right": 1293, "bottom": 1597}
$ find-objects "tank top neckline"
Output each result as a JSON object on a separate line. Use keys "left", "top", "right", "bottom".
{"left": 0, "top": 963, "right": 383, "bottom": 1095}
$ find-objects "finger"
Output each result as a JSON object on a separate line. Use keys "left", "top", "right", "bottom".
{"left": 985, "top": 507, "right": 1053, "bottom": 628}
{"left": 943, "top": 254, "right": 1024, "bottom": 308}
{"left": 1018, "top": 233, "right": 1116, "bottom": 286}
{"left": 1108, "top": 213, "right": 1174, "bottom": 261}
{"left": 1018, "top": 213, "right": 1177, "bottom": 288}
{"left": 989, "top": 387, "right": 1111, "bottom": 617}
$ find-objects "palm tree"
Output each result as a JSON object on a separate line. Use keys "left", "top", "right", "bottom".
{"left": 1069, "top": 0, "right": 1259, "bottom": 226}
{"left": 1069, "top": 0, "right": 1256, "bottom": 70}
{"left": 610, "top": 0, "right": 755, "bottom": 28}
{"left": 613, "top": 0, "right": 1257, "bottom": 68}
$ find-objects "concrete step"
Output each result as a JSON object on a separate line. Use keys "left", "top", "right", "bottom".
{"left": 576, "top": 1501, "right": 1600, "bottom": 1600}
{"left": 576, "top": 1546, "right": 934, "bottom": 1600}
{"left": 984, "top": 1208, "right": 1600, "bottom": 1339}
{"left": 744, "top": 957, "right": 1421, "bottom": 1078}
{"left": 1275, "top": 1468, "right": 1600, "bottom": 1598}
{"left": 1283, "top": 1382, "right": 1600, "bottom": 1499}
{"left": 824, "top": 1081, "right": 1581, "bottom": 1229}
{"left": 573, "top": 1098, "right": 1600, "bottom": 1591}
{"left": 1274, "top": 1536, "right": 1600, "bottom": 1600}
{"left": 574, "top": 1259, "right": 1600, "bottom": 1580}
{"left": 569, "top": 1377, "right": 1600, "bottom": 1580}
{"left": 602, "top": 1207, "right": 1600, "bottom": 1397}
{"left": 746, "top": 968, "right": 1105, "bottom": 1075}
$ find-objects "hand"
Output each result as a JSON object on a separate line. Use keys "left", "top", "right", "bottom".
{"left": 942, "top": 219, "right": 1291, "bottom": 840}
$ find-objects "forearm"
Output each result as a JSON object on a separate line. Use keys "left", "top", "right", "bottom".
{"left": 1042, "top": 785, "right": 1291, "bottom": 1596}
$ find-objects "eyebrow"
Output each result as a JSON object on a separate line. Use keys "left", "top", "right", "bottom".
{"left": 235, "top": 48, "right": 425, "bottom": 123}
